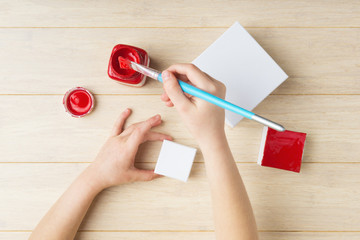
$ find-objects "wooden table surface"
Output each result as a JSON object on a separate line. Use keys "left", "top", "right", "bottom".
{"left": 1, "top": 1, "right": 359, "bottom": 239}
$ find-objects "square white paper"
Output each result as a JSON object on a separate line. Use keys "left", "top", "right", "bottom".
{"left": 193, "top": 21, "right": 288, "bottom": 127}
{"left": 154, "top": 140, "right": 197, "bottom": 182}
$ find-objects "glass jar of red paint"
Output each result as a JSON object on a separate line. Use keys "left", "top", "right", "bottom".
{"left": 108, "top": 44, "right": 149, "bottom": 87}
{"left": 63, "top": 87, "right": 94, "bottom": 118}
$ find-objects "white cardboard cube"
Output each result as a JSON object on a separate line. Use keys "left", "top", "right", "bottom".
{"left": 154, "top": 140, "right": 197, "bottom": 182}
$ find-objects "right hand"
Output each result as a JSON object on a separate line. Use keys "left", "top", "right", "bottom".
{"left": 161, "top": 63, "right": 226, "bottom": 145}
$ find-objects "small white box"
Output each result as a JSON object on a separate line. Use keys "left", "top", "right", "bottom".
{"left": 154, "top": 140, "right": 197, "bottom": 182}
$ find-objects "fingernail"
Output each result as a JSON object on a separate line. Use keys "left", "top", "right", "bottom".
{"left": 162, "top": 71, "right": 170, "bottom": 81}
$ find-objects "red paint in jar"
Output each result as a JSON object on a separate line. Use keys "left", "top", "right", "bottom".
{"left": 108, "top": 44, "right": 149, "bottom": 87}
{"left": 63, "top": 87, "right": 94, "bottom": 117}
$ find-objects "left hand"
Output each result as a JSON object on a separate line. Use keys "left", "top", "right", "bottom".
{"left": 87, "top": 108, "right": 172, "bottom": 190}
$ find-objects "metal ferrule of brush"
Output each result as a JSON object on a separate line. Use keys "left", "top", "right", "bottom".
{"left": 130, "top": 61, "right": 161, "bottom": 80}
{"left": 252, "top": 115, "right": 285, "bottom": 132}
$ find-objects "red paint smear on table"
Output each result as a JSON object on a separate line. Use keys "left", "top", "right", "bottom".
{"left": 260, "top": 127, "right": 306, "bottom": 173}
{"left": 66, "top": 89, "right": 92, "bottom": 116}
{"left": 108, "top": 44, "right": 149, "bottom": 86}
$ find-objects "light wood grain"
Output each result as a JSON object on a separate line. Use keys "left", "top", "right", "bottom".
{"left": 1, "top": 95, "right": 359, "bottom": 163}
{"left": 1, "top": 163, "right": 360, "bottom": 231}
{"left": 0, "top": 28, "right": 359, "bottom": 95}
{"left": 0, "top": 0, "right": 359, "bottom": 27}
{"left": 1, "top": 0, "right": 359, "bottom": 238}
{"left": 1, "top": 232, "right": 360, "bottom": 240}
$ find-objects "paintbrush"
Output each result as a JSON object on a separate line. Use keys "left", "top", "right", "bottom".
{"left": 118, "top": 56, "right": 285, "bottom": 132}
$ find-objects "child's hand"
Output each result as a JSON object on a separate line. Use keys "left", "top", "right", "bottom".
{"left": 161, "top": 64, "right": 226, "bottom": 146}
{"left": 88, "top": 109, "right": 172, "bottom": 190}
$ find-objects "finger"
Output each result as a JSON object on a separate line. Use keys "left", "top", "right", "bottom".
{"left": 165, "top": 101, "right": 174, "bottom": 107}
{"left": 203, "top": 72, "right": 227, "bottom": 97}
{"left": 184, "top": 92, "right": 192, "bottom": 99}
{"left": 121, "top": 113, "right": 162, "bottom": 137}
{"left": 145, "top": 131, "right": 173, "bottom": 142}
{"left": 162, "top": 74, "right": 195, "bottom": 101}
{"left": 166, "top": 63, "right": 211, "bottom": 89}
{"left": 164, "top": 79, "right": 194, "bottom": 100}
{"left": 161, "top": 92, "right": 170, "bottom": 102}
{"left": 132, "top": 169, "right": 162, "bottom": 182}
{"left": 176, "top": 73, "right": 190, "bottom": 83}
{"left": 162, "top": 70, "right": 191, "bottom": 110}
{"left": 111, "top": 108, "right": 132, "bottom": 136}
{"left": 128, "top": 114, "right": 162, "bottom": 146}
{"left": 162, "top": 86, "right": 191, "bottom": 101}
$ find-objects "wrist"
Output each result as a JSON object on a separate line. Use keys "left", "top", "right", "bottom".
{"left": 197, "top": 130, "right": 229, "bottom": 153}
{"left": 80, "top": 165, "right": 107, "bottom": 194}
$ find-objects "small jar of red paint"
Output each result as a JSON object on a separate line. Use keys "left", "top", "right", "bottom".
{"left": 63, "top": 87, "right": 94, "bottom": 118}
{"left": 108, "top": 44, "right": 149, "bottom": 87}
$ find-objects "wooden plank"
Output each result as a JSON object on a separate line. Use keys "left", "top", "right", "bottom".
{"left": 0, "top": 28, "right": 359, "bottom": 95}
{"left": 0, "top": 0, "right": 359, "bottom": 27}
{"left": 1, "top": 232, "right": 360, "bottom": 240}
{"left": 0, "top": 163, "right": 360, "bottom": 231}
{"left": 0, "top": 95, "right": 359, "bottom": 163}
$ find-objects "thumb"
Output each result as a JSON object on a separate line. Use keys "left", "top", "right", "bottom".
{"left": 132, "top": 169, "right": 162, "bottom": 182}
{"left": 162, "top": 70, "right": 191, "bottom": 110}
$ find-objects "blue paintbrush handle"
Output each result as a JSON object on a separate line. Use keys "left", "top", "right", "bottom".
{"left": 127, "top": 59, "right": 283, "bottom": 131}
{"left": 157, "top": 74, "right": 285, "bottom": 132}
{"left": 158, "top": 74, "right": 254, "bottom": 119}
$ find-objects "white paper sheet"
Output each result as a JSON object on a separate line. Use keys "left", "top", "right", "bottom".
{"left": 154, "top": 140, "right": 197, "bottom": 182}
{"left": 193, "top": 22, "right": 288, "bottom": 127}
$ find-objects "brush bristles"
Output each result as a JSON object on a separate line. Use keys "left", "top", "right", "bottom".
{"left": 118, "top": 56, "right": 132, "bottom": 69}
